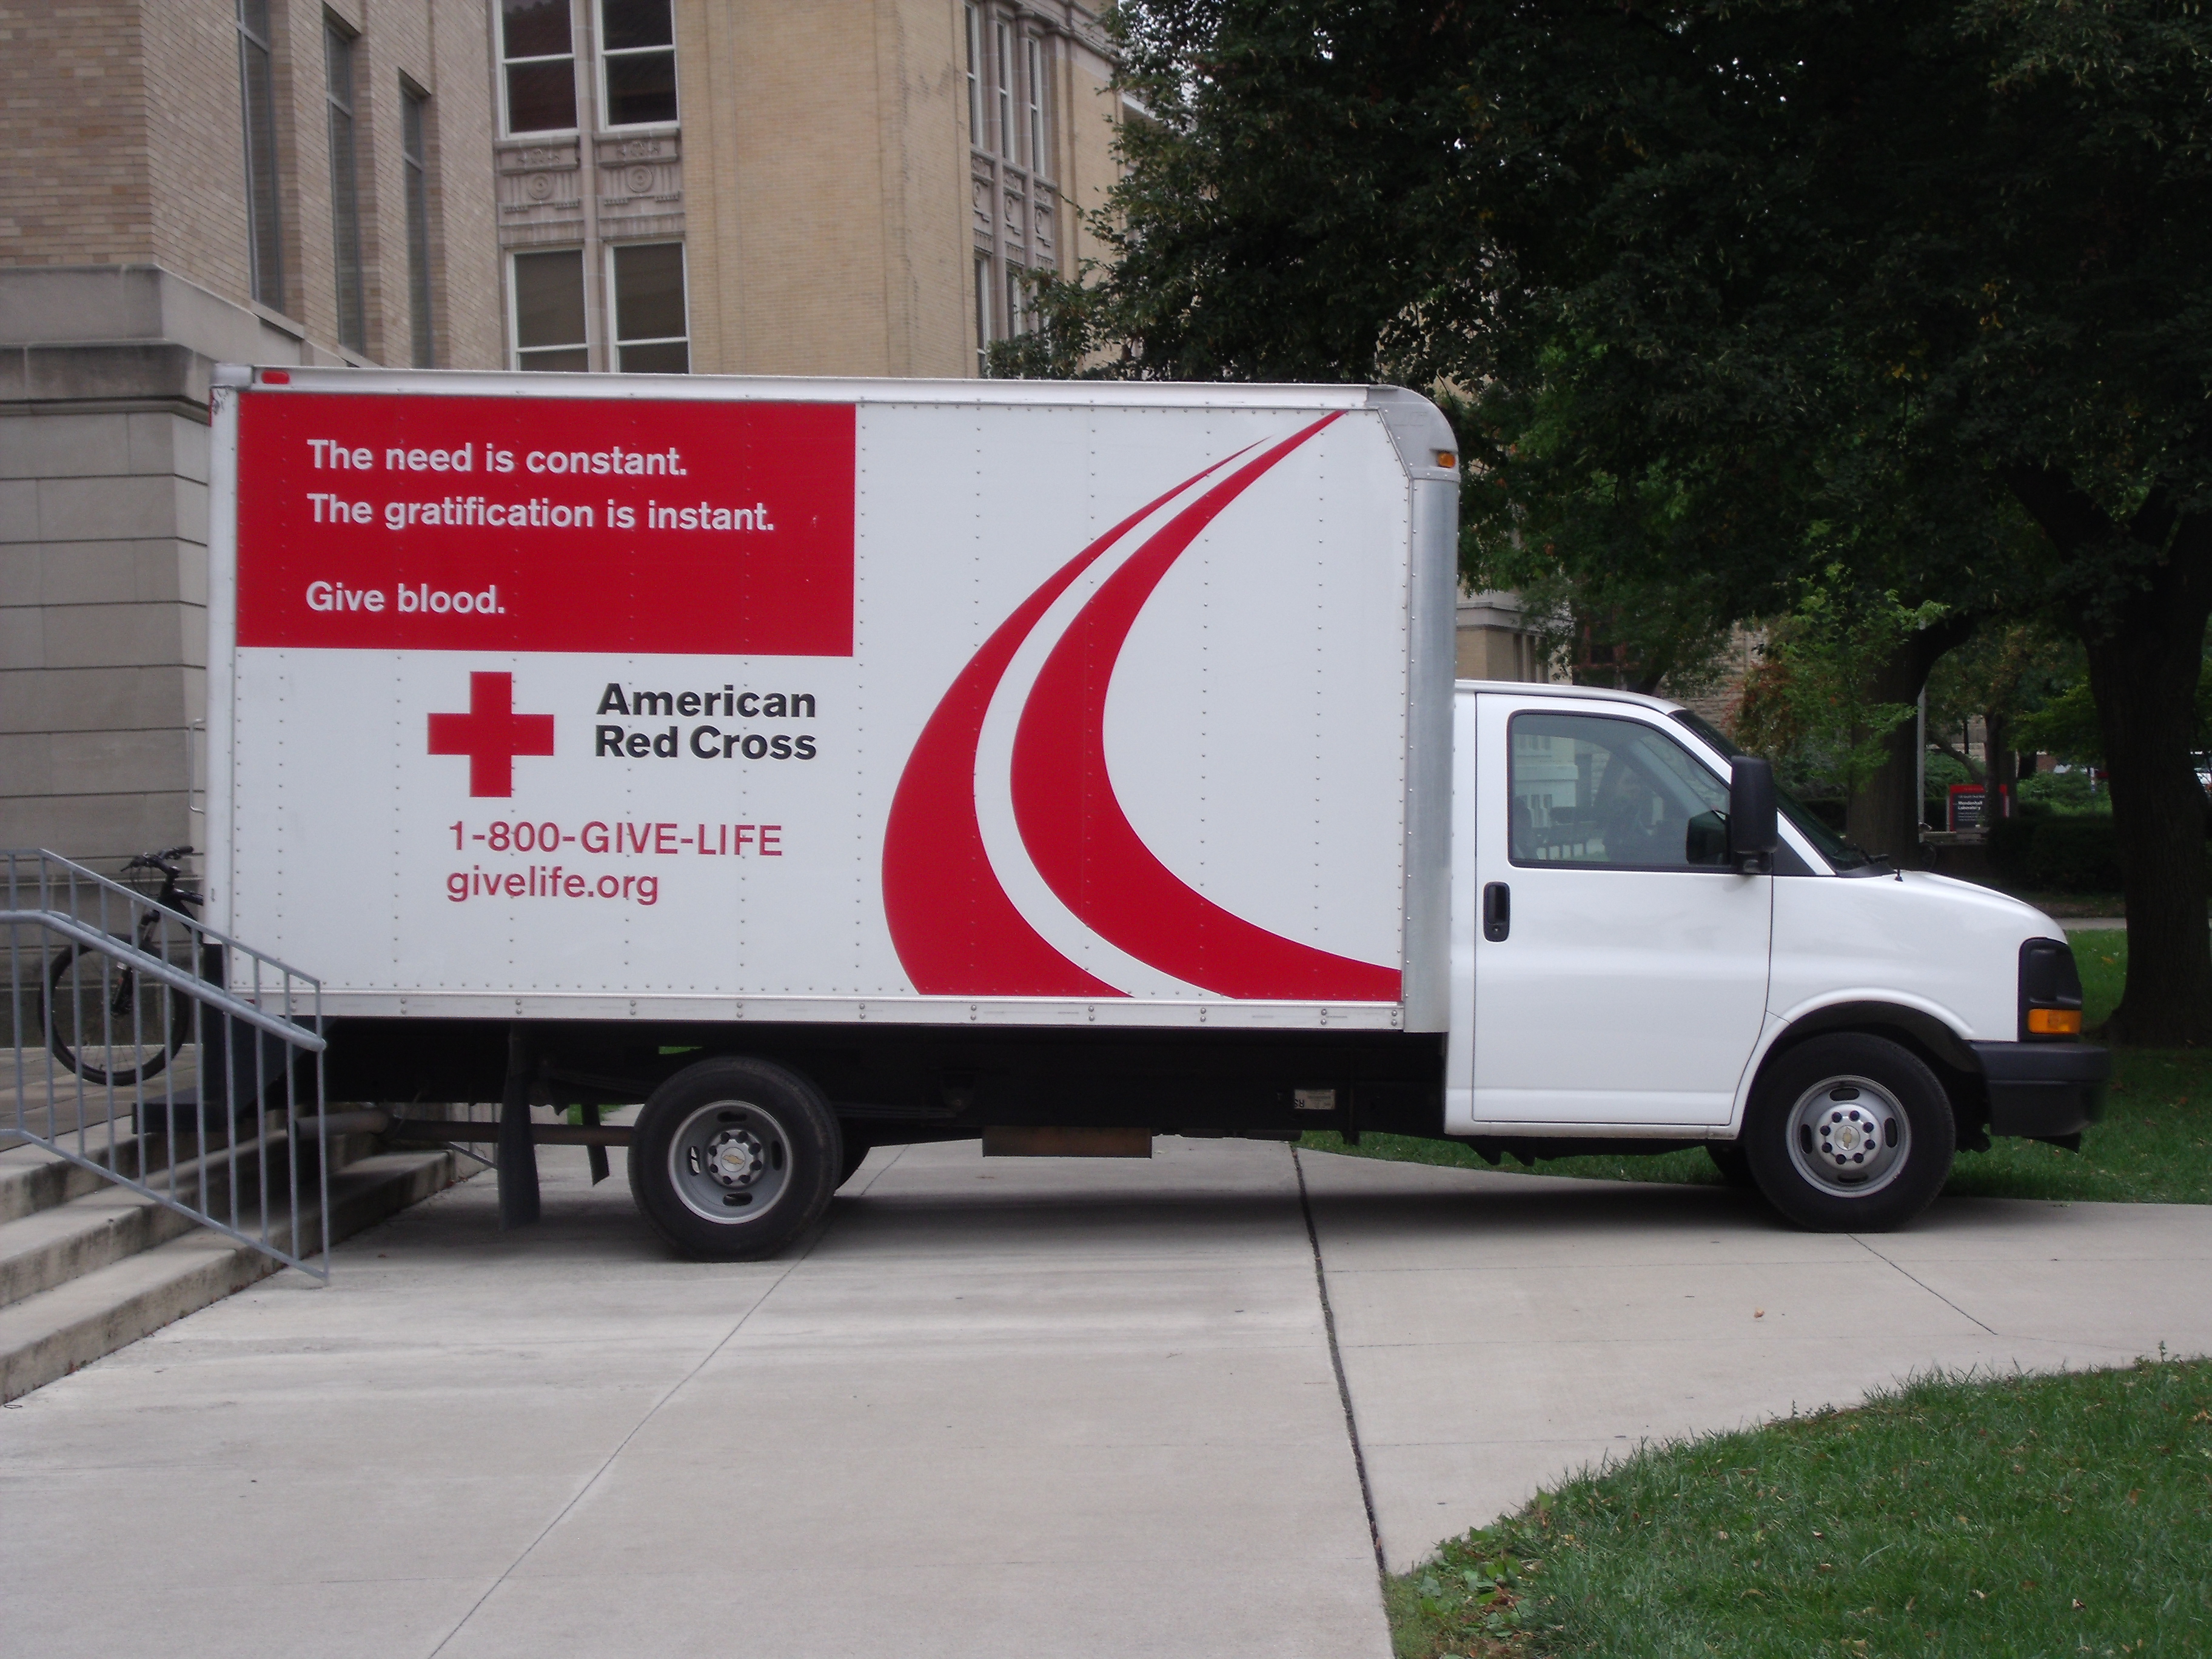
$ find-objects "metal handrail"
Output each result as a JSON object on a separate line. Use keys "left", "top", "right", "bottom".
{"left": 0, "top": 911, "right": 325, "bottom": 1050}
{"left": 4, "top": 848, "right": 330, "bottom": 1282}
{"left": 5, "top": 850, "right": 323, "bottom": 985}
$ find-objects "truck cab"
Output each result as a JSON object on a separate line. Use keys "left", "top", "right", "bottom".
{"left": 1445, "top": 680, "right": 2108, "bottom": 1229}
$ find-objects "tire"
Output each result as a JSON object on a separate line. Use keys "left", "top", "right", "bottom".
{"left": 1704, "top": 1140, "right": 1757, "bottom": 1190}
{"left": 836, "top": 1131, "right": 873, "bottom": 1190}
{"left": 1743, "top": 1033, "right": 1954, "bottom": 1232}
{"left": 41, "top": 943, "right": 190, "bottom": 1086}
{"left": 628, "top": 1057, "right": 842, "bottom": 1261}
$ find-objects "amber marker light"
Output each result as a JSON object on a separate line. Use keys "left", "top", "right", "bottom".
{"left": 2026, "top": 1007, "right": 2082, "bottom": 1036}
{"left": 1435, "top": 451, "right": 1457, "bottom": 469}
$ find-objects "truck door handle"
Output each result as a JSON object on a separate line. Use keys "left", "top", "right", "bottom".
{"left": 1483, "top": 882, "right": 1510, "bottom": 942}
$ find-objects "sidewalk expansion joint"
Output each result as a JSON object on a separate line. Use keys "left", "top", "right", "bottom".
{"left": 421, "top": 1230, "right": 824, "bottom": 1659}
{"left": 1295, "top": 1145, "right": 1386, "bottom": 1580}
{"left": 1850, "top": 1233, "right": 1997, "bottom": 1335}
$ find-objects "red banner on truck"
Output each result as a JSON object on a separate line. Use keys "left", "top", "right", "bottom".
{"left": 233, "top": 391, "right": 855, "bottom": 656}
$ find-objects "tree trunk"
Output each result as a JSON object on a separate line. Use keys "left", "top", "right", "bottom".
{"left": 2083, "top": 618, "right": 2212, "bottom": 1043}
{"left": 1846, "top": 614, "right": 1977, "bottom": 862}
{"left": 2006, "top": 469, "right": 2212, "bottom": 1045}
{"left": 1983, "top": 709, "right": 2016, "bottom": 819}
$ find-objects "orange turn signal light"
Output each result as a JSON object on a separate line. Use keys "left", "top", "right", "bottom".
{"left": 2026, "top": 1007, "right": 2082, "bottom": 1036}
{"left": 1435, "top": 451, "right": 1458, "bottom": 469}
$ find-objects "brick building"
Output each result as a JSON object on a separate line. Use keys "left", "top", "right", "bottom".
{"left": 485, "top": 0, "right": 1121, "bottom": 378}
{"left": 2, "top": 0, "right": 500, "bottom": 860}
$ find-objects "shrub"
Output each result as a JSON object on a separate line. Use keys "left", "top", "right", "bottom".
{"left": 1989, "top": 804, "right": 2123, "bottom": 892}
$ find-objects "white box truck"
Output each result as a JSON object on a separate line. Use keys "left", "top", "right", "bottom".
{"left": 204, "top": 366, "right": 2105, "bottom": 1256}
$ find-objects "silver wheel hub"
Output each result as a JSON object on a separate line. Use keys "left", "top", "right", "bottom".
{"left": 669, "top": 1101, "right": 792, "bottom": 1223}
{"left": 1785, "top": 1076, "right": 1910, "bottom": 1198}
{"left": 706, "top": 1128, "right": 766, "bottom": 1188}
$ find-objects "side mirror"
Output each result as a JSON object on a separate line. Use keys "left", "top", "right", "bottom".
{"left": 1728, "top": 757, "right": 1779, "bottom": 873}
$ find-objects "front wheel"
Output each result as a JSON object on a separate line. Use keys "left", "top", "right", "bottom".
{"left": 1703, "top": 1140, "right": 1757, "bottom": 1190}
{"left": 1743, "top": 1033, "right": 1954, "bottom": 1232}
{"left": 628, "top": 1057, "right": 842, "bottom": 1260}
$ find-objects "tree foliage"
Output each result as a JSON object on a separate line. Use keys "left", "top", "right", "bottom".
{"left": 1737, "top": 568, "right": 1949, "bottom": 801}
{"left": 1027, "top": 0, "right": 2212, "bottom": 1039}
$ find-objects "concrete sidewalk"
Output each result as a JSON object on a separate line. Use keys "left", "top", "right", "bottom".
{"left": 1296, "top": 1154, "right": 2212, "bottom": 1569}
{"left": 0, "top": 1139, "right": 1381, "bottom": 1659}
{"left": 4, "top": 1140, "right": 2211, "bottom": 1655}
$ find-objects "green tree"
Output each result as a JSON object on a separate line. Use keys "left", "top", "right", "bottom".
{"left": 1923, "top": 622, "right": 2082, "bottom": 809}
{"left": 1030, "top": 0, "right": 2212, "bottom": 1041}
{"left": 1736, "top": 567, "right": 1951, "bottom": 803}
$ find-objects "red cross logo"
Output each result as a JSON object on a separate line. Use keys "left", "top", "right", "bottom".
{"left": 427, "top": 672, "right": 555, "bottom": 797}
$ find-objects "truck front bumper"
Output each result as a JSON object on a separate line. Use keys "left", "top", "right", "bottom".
{"left": 1969, "top": 1041, "right": 2110, "bottom": 1139}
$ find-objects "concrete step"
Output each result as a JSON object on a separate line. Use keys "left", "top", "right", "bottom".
{"left": 0, "top": 1141, "right": 114, "bottom": 1224}
{"left": 0, "top": 1147, "right": 477, "bottom": 1402}
{"left": 0, "top": 1107, "right": 267, "bottom": 1224}
{"left": 0, "top": 1125, "right": 382, "bottom": 1309}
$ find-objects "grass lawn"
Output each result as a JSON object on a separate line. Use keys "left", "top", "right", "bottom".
{"left": 1305, "top": 930, "right": 2212, "bottom": 1205}
{"left": 1389, "top": 1356, "right": 2212, "bottom": 1658}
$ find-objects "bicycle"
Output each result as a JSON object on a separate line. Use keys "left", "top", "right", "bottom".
{"left": 40, "top": 845, "right": 203, "bottom": 1085}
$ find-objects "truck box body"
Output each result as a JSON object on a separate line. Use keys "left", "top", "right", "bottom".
{"left": 206, "top": 372, "right": 1458, "bottom": 1033}
{"left": 197, "top": 367, "right": 2106, "bottom": 1251}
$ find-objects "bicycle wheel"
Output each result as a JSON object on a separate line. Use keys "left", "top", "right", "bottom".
{"left": 42, "top": 943, "right": 190, "bottom": 1086}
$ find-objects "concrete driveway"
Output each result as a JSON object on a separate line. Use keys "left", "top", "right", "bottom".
{"left": 5, "top": 1139, "right": 2210, "bottom": 1658}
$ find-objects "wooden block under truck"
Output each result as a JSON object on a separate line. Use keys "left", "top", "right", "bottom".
{"left": 203, "top": 365, "right": 2107, "bottom": 1256}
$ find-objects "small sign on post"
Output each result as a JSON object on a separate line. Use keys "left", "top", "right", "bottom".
{"left": 1948, "top": 783, "right": 1986, "bottom": 831}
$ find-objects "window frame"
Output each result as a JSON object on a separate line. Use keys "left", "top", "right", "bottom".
{"left": 993, "top": 16, "right": 1015, "bottom": 163}
{"left": 597, "top": 0, "right": 679, "bottom": 130}
{"left": 605, "top": 240, "right": 691, "bottom": 374}
{"left": 1505, "top": 709, "right": 1736, "bottom": 875}
{"left": 964, "top": 3, "right": 984, "bottom": 150}
{"left": 1024, "top": 33, "right": 1048, "bottom": 180}
{"left": 400, "top": 79, "right": 435, "bottom": 367}
{"left": 236, "top": 0, "right": 285, "bottom": 310}
{"left": 499, "top": 0, "right": 580, "bottom": 138}
{"left": 323, "top": 15, "right": 367, "bottom": 355}
{"left": 974, "top": 252, "right": 993, "bottom": 375}
{"left": 509, "top": 246, "right": 591, "bottom": 372}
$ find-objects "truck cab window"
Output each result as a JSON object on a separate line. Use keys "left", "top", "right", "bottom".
{"left": 1509, "top": 712, "right": 1731, "bottom": 870}
{"left": 1669, "top": 708, "right": 1876, "bottom": 873}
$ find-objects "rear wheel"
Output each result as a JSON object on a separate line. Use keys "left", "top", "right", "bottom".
{"left": 1743, "top": 1033, "right": 1954, "bottom": 1232}
{"left": 42, "top": 943, "right": 190, "bottom": 1086}
{"left": 628, "top": 1057, "right": 842, "bottom": 1260}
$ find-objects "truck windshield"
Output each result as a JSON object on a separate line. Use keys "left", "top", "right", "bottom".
{"left": 1668, "top": 709, "right": 1878, "bottom": 873}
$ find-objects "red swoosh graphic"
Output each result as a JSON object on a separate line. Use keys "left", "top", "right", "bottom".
{"left": 1010, "top": 412, "right": 1404, "bottom": 1002}
{"left": 880, "top": 457, "right": 1256, "bottom": 995}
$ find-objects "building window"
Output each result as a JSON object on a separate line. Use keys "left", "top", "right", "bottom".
{"left": 236, "top": 0, "right": 284, "bottom": 308}
{"left": 324, "top": 19, "right": 367, "bottom": 354}
{"left": 993, "top": 18, "right": 1015, "bottom": 162}
{"left": 501, "top": 0, "right": 576, "bottom": 134}
{"left": 401, "top": 82, "right": 435, "bottom": 367}
{"left": 610, "top": 243, "right": 688, "bottom": 372}
{"left": 512, "top": 248, "right": 588, "bottom": 370}
{"left": 974, "top": 253, "right": 993, "bottom": 375}
{"left": 601, "top": 0, "right": 677, "bottom": 127}
{"left": 969, "top": 11, "right": 1054, "bottom": 377}
{"left": 964, "top": 4, "right": 984, "bottom": 149}
{"left": 1025, "top": 35, "right": 1048, "bottom": 179}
